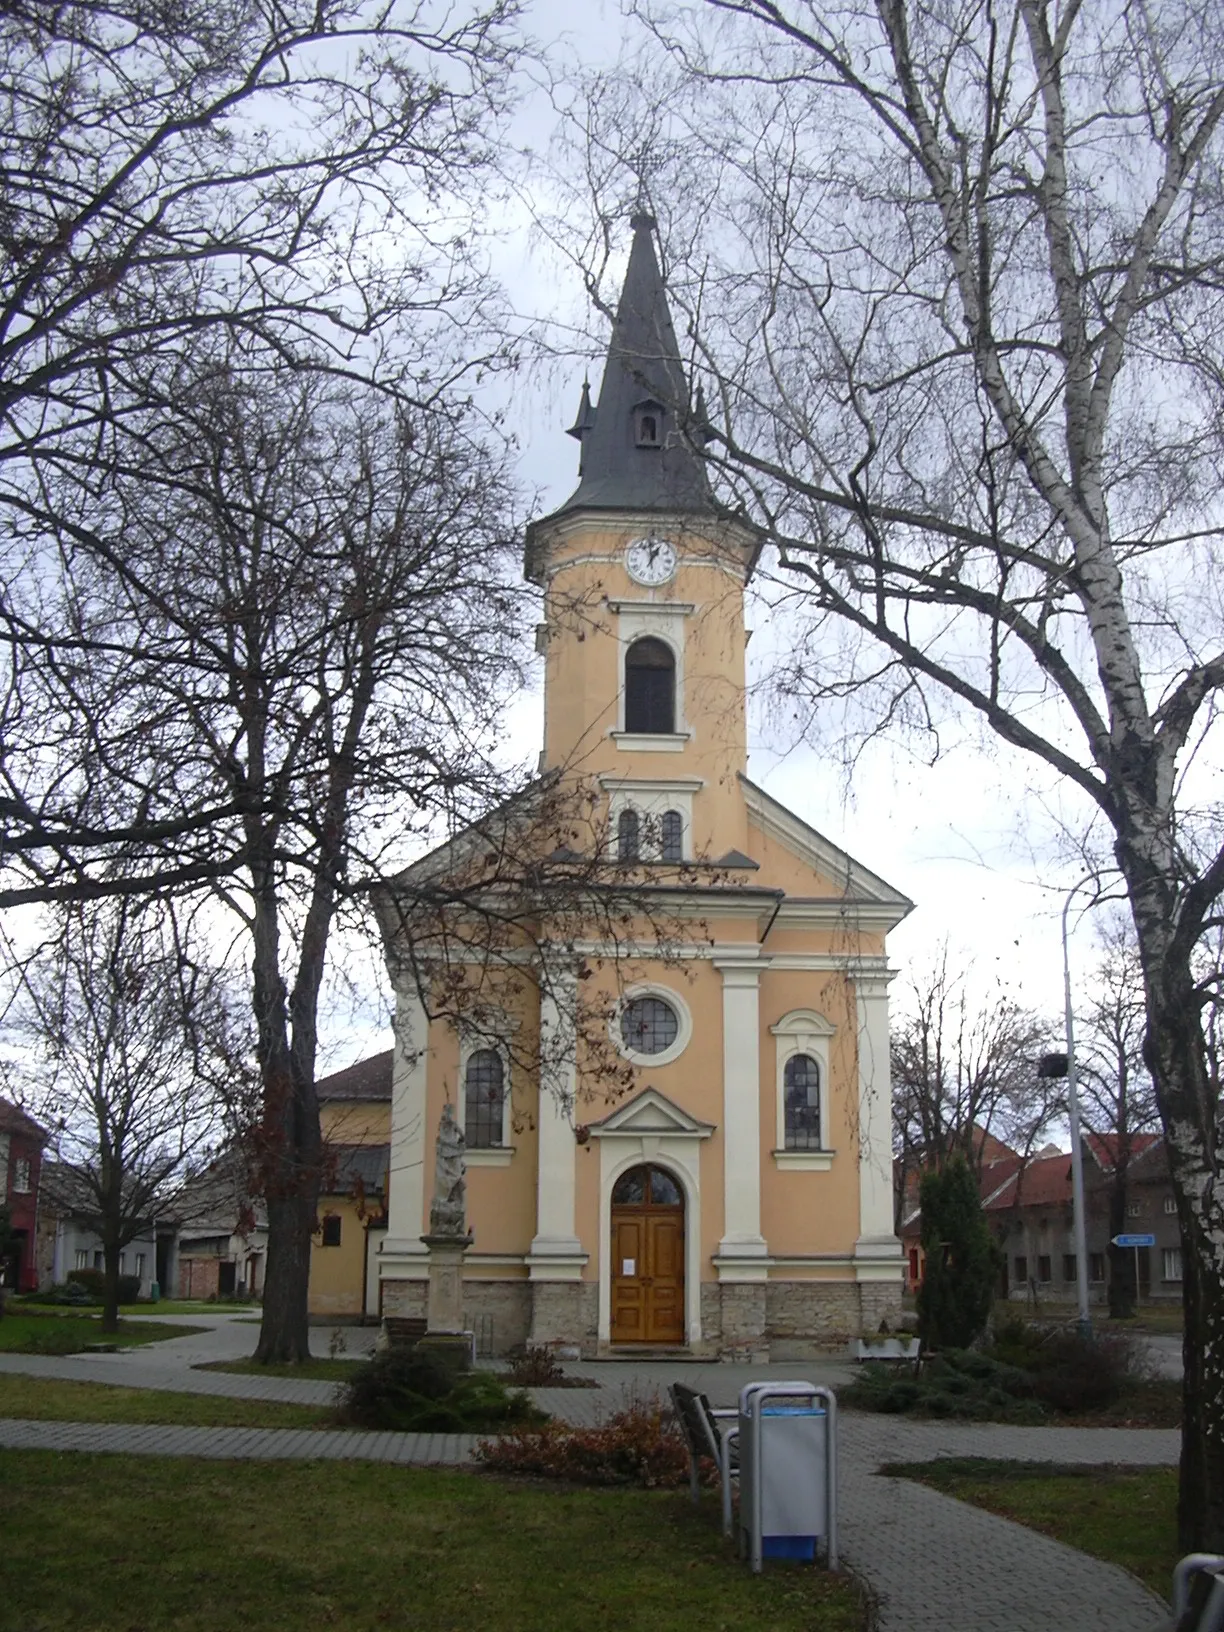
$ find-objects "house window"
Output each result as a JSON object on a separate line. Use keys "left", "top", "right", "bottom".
{"left": 660, "top": 808, "right": 683, "bottom": 862}
{"left": 1037, "top": 1255, "right": 1052, "bottom": 1283}
{"left": 1162, "top": 1248, "right": 1183, "bottom": 1282}
{"left": 464, "top": 1048, "right": 506, "bottom": 1149}
{"left": 620, "top": 996, "right": 679, "bottom": 1056}
{"left": 1062, "top": 1254, "right": 1077, "bottom": 1282}
{"left": 617, "top": 807, "right": 641, "bottom": 862}
{"left": 320, "top": 1215, "right": 341, "bottom": 1247}
{"left": 1089, "top": 1253, "right": 1106, "bottom": 1283}
{"left": 1163, "top": 1196, "right": 1177, "bottom": 1215}
{"left": 135, "top": 1254, "right": 146, "bottom": 1280}
{"left": 783, "top": 1054, "right": 822, "bottom": 1150}
{"left": 93, "top": 1250, "right": 104, "bottom": 1270}
{"left": 12, "top": 1157, "right": 31, "bottom": 1194}
{"left": 118, "top": 1253, "right": 126, "bottom": 1274}
{"left": 74, "top": 1249, "right": 88, "bottom": 1271}
{"left": 624, "top": 637, "right": 675, "bottom": 734}
{"left": 1127, "top": 1201, "right": 1143, "bottom": 1217}
{"left": 1014, "top": 1255, "right": 1027, "bottom": 1283}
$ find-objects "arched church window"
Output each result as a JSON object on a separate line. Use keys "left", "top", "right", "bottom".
{"left": 613, "top": 1165, "right": 683, "bottom": 1206}
{"left": 617, "top": 806, "right": 640, "bottom": 862}
{"left": 624, "top": 637, "right": 675, "bottom": 734}
{"left": 464, "top": 1048, "right": 505, "bottom": 1149}
{"left": 620, "top": 995, "right": 679, "bottom": 1056}
{"left": 784, "top": 1053, "right": 822, "bottom": 1150}
{"left": 660, "top": 809, "right": 683, "bottom": 862}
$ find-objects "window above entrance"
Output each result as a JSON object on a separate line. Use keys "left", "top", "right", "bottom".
{"left": 613, "top": 984, "right": 693, "bottom": 1068}
{"left": 613, "top": 1164, "right": 683, "bottom": 1206}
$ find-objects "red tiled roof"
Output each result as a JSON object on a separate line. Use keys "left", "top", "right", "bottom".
{"left": 316, "top": 1050, "right": 392, "bottom": 1103}
{"left": 1083, "top": 1130, "right": 1161, "bottom": 1171}
{"left": 983, "top": 1150, "right": 1073, "bottom": 1211}
{"left": 0, "top": 1096, "right": 49, "bottom": 1144}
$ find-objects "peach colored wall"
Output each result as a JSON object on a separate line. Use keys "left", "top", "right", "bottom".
{"left": 757, "top": 968, "right": 863, "bottom": 1257}
{"left": 423, "top": 983, "right": 540, "bottom": 1260}
{"left": 538, "top": 516, "right": 754, "bottom": 861}
{"left": 320, "top": 1100, "right": 389, "bottom": 1146}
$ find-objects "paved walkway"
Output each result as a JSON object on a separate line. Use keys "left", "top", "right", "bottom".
{"left": 0, "top": 1313, "right": 1178, "bottom": 1631}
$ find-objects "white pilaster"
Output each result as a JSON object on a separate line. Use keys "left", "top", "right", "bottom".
{"left": 715, "top": 957, "right": 768, "bottom": 1277}
{"left": 854, "top": 970, "right": 904, "bottom": 1279}
{"left": 528, "top": 965, "right": 585, "bottom": 1278}
{"left": 380, "top": 981, "right": 430, "bottom": 1274}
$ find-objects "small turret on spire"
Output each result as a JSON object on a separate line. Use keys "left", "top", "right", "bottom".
{"left": 566, "top": 378, "right": 596, "bottom": 442}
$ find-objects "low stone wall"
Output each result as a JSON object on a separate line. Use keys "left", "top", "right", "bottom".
{"left": 463, "top": 1280, "right": 532, "bottom": 1355}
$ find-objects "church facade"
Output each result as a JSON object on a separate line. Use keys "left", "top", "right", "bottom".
{"left": 375, "top": 214, "right": 911, "bottom": 1357}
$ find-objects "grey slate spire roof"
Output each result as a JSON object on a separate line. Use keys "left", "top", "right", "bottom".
{"left": 553, "top": 213, "right": 713, "bottom": 516}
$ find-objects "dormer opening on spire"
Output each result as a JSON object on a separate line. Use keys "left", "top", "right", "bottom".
{"left": 634, "top": 399, "right": 664, "bottom": 449}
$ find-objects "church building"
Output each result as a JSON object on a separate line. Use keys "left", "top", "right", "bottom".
{"left": 375, "top": 214, "right": 911, "bottom": 1357}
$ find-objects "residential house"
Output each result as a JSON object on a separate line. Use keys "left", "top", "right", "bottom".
{"left": 166, "top": 1153, "right": 268, "bottom": 1301}
{"left": 36, "top": 1161, "right": 157, "bottom": 1297}
{"left": 312, "top": 1050, "right": 390, "bottom": 1319}
{"left": 0, "top": 1097, "right": 48, "bottom": 1292}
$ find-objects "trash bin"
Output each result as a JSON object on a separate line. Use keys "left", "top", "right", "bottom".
{"left": 149, "top": 1282, "right": 160, "bottom": 1303}
{"left": 738, "top": 1381, "right": 838, "bottom": 1573}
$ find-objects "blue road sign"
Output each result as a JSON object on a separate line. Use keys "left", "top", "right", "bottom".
{"left": 1111, "top": 1233, "right": 1156, "bottom": 1248}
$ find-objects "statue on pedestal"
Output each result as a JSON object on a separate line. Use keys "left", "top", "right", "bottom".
{"left": 429, "top": 1100, "right": 467, "bottom": 1238}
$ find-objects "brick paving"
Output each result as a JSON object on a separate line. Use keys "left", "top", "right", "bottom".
{"left": 0, "top": 1315, "right": 1179, "bottom": 1630}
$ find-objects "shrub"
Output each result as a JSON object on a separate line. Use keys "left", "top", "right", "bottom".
{"left": 338, "top": 1348, "right": 544, "bottom": 1433}
{"left": 66, "top": 1269, "right": 141, "bottom": 1303}
{"left": 476, "top": 1399, "right": 700, "bottom": 1489}
{"left": 1026, "top": 1329, "right": 1138, "bottom": 1414}
{"left": 504, "top": 1345, "right": 567, "bottom": 1387}
{"left": 917, "top": 1156, "right": 1000, "bottom": 1350}
{"left": 24, "top": 1281, "right": 95, "bottom": 1307}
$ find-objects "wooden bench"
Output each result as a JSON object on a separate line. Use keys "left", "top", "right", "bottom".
{"left": 668, "top": 1382, "right": 739, "bottom": 1537}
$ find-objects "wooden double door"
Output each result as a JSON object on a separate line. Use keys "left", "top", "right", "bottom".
{"left": 610, "top": 1164, "right": 685, "bottom": 1345}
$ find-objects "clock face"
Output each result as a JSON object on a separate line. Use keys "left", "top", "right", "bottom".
{"left": 625, "top": 537, "right": 677, "bottom": 586}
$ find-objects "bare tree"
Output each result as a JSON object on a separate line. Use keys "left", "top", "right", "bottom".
{"left": 74, "top": 357, "right": 528, "bottom": 1362}
{"left": 0, "top": 0, "right": 524, "bottom": 905}
{"left": 1075, "top": 916, "right": 1161, "bottom": 1319}
{"left": 892, "top": 948, "right": 1057, "bottom": 1228}
{"left": 7, "top": 900, "right": 243, "bottom": 1331}
{"left": 553, "top": 0, "right": 1224, "bottom": 1548}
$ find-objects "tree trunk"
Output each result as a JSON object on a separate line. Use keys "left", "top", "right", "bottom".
{"left": 1131, "top": 912, "right": 1224, "bottom": 1552}
{"left": 255, "top": 1191, "right": 316, "bottom": 1364}
{"left": 101, "top": 1240, "right": 121, "bottom": 1334}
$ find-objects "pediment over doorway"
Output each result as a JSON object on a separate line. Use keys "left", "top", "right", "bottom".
{"left": 586, "top": 1086, "right": 715, "bottom": 1140}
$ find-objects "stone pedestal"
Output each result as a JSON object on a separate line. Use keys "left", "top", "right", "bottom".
{"left": 420, "top": 1232, "right": 473, "bottom": 1369}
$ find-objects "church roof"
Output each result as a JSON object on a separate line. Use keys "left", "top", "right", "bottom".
{"left": 537, "top": 214, "right": 714, "bottom": 527}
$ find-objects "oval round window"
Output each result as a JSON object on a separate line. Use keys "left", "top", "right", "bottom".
{"left": 620, "top": 995, "right": 679, "bottom": 1055}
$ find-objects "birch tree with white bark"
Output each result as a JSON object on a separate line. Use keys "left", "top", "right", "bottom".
{"left": 553, "top": 0, "right": 1224, "bottom": 1547}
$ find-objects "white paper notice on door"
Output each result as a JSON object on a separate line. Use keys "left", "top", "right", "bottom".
{"left": 621, "top": 1259, "right": 635, "bottom": 1276}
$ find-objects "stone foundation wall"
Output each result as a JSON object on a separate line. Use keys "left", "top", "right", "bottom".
{"left": 528, "top": 1281, "right": 598, "bottom": 1354}
{"left": 463, "top": 1280, "right": 531, "bottom": 1356}
{"left": 379, "top": 1276, "right": 427, "bottom": 1319}
{"left": 857, "top": 1280, "right": 905, "bottom": 1333}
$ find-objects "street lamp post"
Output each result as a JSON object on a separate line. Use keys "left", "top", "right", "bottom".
{"left": 1061, "top": 884, "right": 1093, "bottom": 1338}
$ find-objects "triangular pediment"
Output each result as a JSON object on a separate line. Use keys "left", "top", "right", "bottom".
{"left": 739, "top": 773, "right": 912, "bottom": 917}
{"left": 586, "top": 1086, "right": 715, "bottom": 1140}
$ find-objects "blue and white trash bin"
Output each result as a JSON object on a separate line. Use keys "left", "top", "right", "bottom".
{"left": 737, "top": 1381, "right": 838, "bottom": 1573}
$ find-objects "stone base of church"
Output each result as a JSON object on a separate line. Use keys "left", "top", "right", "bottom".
{"left": 379, "top": 1274, "right": 902, "bottom": 1358}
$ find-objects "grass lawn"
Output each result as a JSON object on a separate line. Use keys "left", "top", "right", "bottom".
{"left": 884, "top": 1458, "right": 1178, "bottom": 1600}
{"left": 0, "top": 1312, "right": 206, "bottom": 1354}
{"left": 195, "top": 1355, "right": 364, "bottom": 1381}
{"left": 0, "top": 1374, "right": 332, "bottom": 1430}
{"left": 0, "top": 1451, "right": 865, "bottom": 1632}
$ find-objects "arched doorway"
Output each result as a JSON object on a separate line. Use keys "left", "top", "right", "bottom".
{"left": 610, "top": 1164, "right": 685, "bottom": 1345}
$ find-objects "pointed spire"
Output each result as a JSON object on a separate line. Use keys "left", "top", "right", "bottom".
{"left": 553, "top": 213, "right": 713, "bottom": 516}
